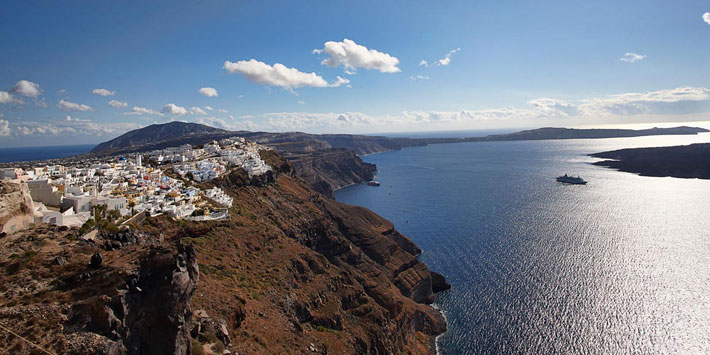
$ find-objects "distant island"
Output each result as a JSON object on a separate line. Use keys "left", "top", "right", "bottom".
{"left": 90, "top": 122, "right": 709, "bottom": 156}
{"left": 591, "top": 143, "right": 710, "bottom": 179}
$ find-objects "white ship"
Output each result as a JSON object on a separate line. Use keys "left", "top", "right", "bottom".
{"left": 556, "top": 174, "right": 587, "bottom": 185}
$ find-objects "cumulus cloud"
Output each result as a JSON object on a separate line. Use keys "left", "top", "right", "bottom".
{"left": 578, "top": 86, "right": 710, "bottom": 116}
{"left": 10, "top": 80, "right": 42, "bottom": 97}
{"left": 199, "top": 87, "right": 218, "bottom": 97}
{"left": 92, "top": 88, "right": 115, "bottom": 96}
{"left": 108, "top": 99, "right": 128, "bottom": 108}
{"left": 224, "top": 59, "right": 343, "bottom": 90}
{"left": 438, "top": 48, "right": 460, "bottom": 66}
{"left": 229, "top": 86, "right": 710, "bottom": 133}
{"left": 65, "top": 115, "right": 90, "bottom": 122}
{"left": 329, "top": 76, "right": 350, "bottom": 87}
{"left": 410, "top": 75, "right": 430, "bottom": 81}
{"left": 161, "top": 103, "right": 188, "bottom": 115}
{"left": 527, "top": 98, "right": 578, "bottom": 117}
{"left": 419, "top": 60, "right": 429, "bottom": 68}
{"left": 204, "top": 106, "right": 214, "bottom": 111}
{"left": 620, "top": 52, "right": 646, "bottom": 63}
{"left": 703, "top": 12, "right": 710, "bottom": 24}
{"left": 217, "top": 109, "right": 229, "bottom": 114}
{"left": 0, "top": 91, "right": 23, "bottom": 104}
{"left": 125, "top": 106, "right": 161, "bottom": 115}
{"left": 195, "top": 116, "right": 257, "bottom": 131}
{"left": 190, "top": 107, "right": 207, "bottom": 115}
{"left": 57, "top": 99, "right": 93, "bottom": 111}
{"left": 0, "top": 119, "right": 10, "bottom": 136}
{"left": 313, "top": 39, "right": 400, "bottom": 73}
{"left": 2, "top": 119, "right": 140, "bottom": 137}
{"left": 297, "top": 100, "right": 305, "bottom": 105}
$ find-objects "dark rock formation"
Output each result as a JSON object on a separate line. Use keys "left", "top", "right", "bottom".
{"left": 285, "top": 148, "right": 377, "bottom": 196}
{"left": 90, "top": 251, "right": 103, "bottom": 268}
{"left": 591, "top": 143, "right": 710, "bottom": 179}
{"left": 123, "top": 244, "right": 199, "bottom": 354}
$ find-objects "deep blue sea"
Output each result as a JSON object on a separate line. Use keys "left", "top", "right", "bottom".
{"left": 0, "top": 144, "right": 95, "bottom": 163}
{"left": 335, "top": 134, "right": 710, "bottom": 354}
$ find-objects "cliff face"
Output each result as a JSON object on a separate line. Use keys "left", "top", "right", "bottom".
{"left": 0, "top": 227, "right": 199, "bottom": 354}
{"left": 285, "top": 148, "right": 378, "bottom": 197}
{"left": 0, "top": 180, "right": 36, "bottom": 235}
{"left": 0, "top": 150, "right": 448, "bottom": 354}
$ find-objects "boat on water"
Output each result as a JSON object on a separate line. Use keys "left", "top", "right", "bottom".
{"left": 556, "top": 174, "right": 587, "bottom": 185}
{"left": 367, "top": 181, "right": 381, "bottom": 186}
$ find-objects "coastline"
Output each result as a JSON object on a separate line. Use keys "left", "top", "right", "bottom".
{"left": 333, "top": 147, "right": 451, "bottom": 355}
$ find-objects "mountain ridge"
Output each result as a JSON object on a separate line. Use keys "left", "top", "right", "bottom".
{"left": 90, "top": 122, "right": 709, "bottom": 156}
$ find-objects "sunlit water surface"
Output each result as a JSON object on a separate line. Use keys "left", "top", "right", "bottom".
{"left": 335, "top": 134, "right": 710, "bottom": 354}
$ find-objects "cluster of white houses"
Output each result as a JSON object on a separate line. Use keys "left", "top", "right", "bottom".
{"left": 0, "top": 137, "right": 271, "bottom": 233}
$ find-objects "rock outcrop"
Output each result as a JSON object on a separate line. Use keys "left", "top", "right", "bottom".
{"left": 0, "top": 180, "right": 36, "bottom": 235}
{"left": 285, "top": 148, "right": 377, "bottom": 197}
{"left": 0, "top": 227, "right": 199, "bottom": 354}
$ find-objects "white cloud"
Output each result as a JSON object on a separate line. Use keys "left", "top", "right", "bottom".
{"left": 108, "top": 99, "right": 128, "bottom": 108}
{"left": 57, "top": 99, "right": 93, "bottom": 111}
{"left": 0, "top": 91, "right": 23, "bottom": 104}
{"left": 438, "top": 48, "right": 460, "bottom": 66}
{"left": 419, "top": 60, "right": 429, "bottom": 68}
{"left": 410, "top": 75, "right": 430, "bottom": 81}
{"left": 195, "top": 116, "right": 257, "bottom": 131}
{"left": 125, "top": 106, "right": 161, "bottom": 115}
{"left": 620, "top": 52, "right": 646, "bottom": 63}
{"left": 228, "top": 86, "right": 710, "bottom": 133}
{"left": 92, "top": 88, "right": 115, "bottom": 96}
{"left": 218, "top": 109, "right": 229, "bottom": 114}
{"left": 10, "top": 80, "right": 42, "bottom": 97}
{"left": 204, "top": 106, "right": 214, "bottom": 111}
{"left": 65, "top": 115, "right": 90, "bottom": 122}
{"left": 703, "top": 12, "right": 710, "bottom": 25}
{"left": 224, "top": 59, "right": 340, "bottom": 90}
{"left": 313, "top": 39, "right": 400, "bottom": 73}
{"left": 161, "top": 103, "right": 188, "bottom": 115}
{"left": 297, "top": 100, "right": 305, "bottom": 105}
{"left": 199, "top": 87, "right": 218, "bottom": 97}
{"left": 578, "top": 86, "right": 710, "bottom": 116}
{"left": 190, "top": 107, "right": 207, "bottom": 115}
{"left": 0, "top": 119, "right": 10, "bottom": 136}
{"left": 2, "top": 119, "right": 140, "bottom": 137}
{"left": 329, "top": 76, "right": 350, "bottom": 87}
{"left": 527, "top": 98, "right": 578, "bottom": 117}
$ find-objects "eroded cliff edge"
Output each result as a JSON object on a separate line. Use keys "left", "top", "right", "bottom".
{"left": 284, "top": 148, "right": 378, "bottom": 197}
{"left": 0, "top": 150, "right": 449, "bottom": 354}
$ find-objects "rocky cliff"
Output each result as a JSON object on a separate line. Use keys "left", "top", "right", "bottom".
{"left": 0, "top": 150, "right": 449, "bottom": 354}
{"left": 0, "top": 180, "right": 37, "bottom": 235}
{"left": 285, "top": 148, "right": 378, "bottom": 197}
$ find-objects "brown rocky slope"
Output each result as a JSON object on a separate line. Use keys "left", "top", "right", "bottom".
{"left": 0, "top": 150, "right": 449, "bottom": 354}
{"left": 284, "top": 148, "right": 378, "bottom": 197}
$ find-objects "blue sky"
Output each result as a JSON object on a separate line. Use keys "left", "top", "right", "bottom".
{"left": 1, "top": 0, "right": 710, "bottom": 146}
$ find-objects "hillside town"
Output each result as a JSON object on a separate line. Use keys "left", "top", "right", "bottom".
{"left": 0, "top": 137, "right": 271, "bottom": 235}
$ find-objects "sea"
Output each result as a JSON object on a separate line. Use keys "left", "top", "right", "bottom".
{"left": 335, "top": 133, "right": 710, "bottom": 354}
{"left": 0, "top": 144, "right": 96, "bottom": 164}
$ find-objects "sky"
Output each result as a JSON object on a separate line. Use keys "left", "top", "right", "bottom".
{"left": 1, "top": 0, "right": 710, "bottom": 147}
